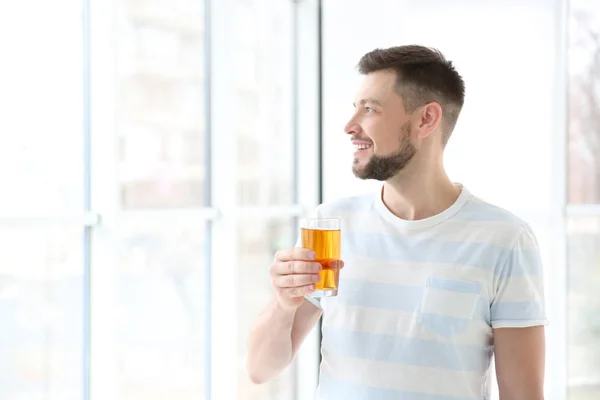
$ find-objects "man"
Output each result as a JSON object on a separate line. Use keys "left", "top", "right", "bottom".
{"left": 246, "top": 45, "right": 546, "bottom": 399}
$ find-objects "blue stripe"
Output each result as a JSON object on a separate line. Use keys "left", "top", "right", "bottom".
{"left": 321, "top": 327, "right": 493, "bottom": 372}
{"left": 427, "top": 277, "right": 481, "bottom": 293}
{"left": 335, "top": 279, "right": 491, "bottom": 324}
{"left": 455, "top": 201, "right": 523, "bottom": 223}
{"left": 491, "top": 301, "right": 545, "bottom": 322}
{"left": 500, "top": 247, "right": 543, "bottom": 278}
{"left": 318, "top": 378, "right": 477, "bottom": 400}
{"left": 342, "top": 233, "right": 541, "bottom": 276}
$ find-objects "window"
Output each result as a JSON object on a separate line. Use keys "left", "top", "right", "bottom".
{"left": 0, "top": 0, "right": 319, "bottom": 399}
{"left": 0, "top": 1, "right": 85, "bottom": 399}
{"left": 237, "top": 217, "right": 298, "bottom": 399}
{"left": 568, "top": 0, "right": 600, "bottom": 205}
{"left": 0, "top": 1, "right": 84, "bottom": 215}
{"left": 567, "top": 216, "right": 600, "bottom": 400}
{"left": 0, "top": 227, "right": 84, "bottom": 400}
{"left": 216, "top": 1, "right": 308, "bottom": 398}
{"left": 116, "top": 0, "right": 206, "bottom": 210}
{"left": 568, "top": 1, "right": 600, "bottom": 399}
{"left": 114, "top": 219, "right": 206, "bottom": 399}
{"left": 112, "top": 1, "right": 208, "bottom": 398}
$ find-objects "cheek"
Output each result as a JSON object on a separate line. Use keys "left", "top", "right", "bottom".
{"left": 365, "top": 118, "right": 408, "bottom": 153}
{"left": 367, "top": 128, "right": 398, "bottom": 154}
{"left": 363, "top": 120, "right": 385, "bottom": 141}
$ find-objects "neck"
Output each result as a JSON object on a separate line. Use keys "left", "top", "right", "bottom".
{"left": 381, "top": 159, "right": 461, "bottom": 221}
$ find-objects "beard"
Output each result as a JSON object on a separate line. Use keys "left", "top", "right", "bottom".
{"left": 352, "top": 122, "right": 416, "bottom": 181}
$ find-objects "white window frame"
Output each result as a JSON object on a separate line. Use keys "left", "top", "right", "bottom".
{"left": 0, "top": 0, "right": 582, "bottom": 399}
{"left": 546, "top": 1, "right": 568, "bottom": 399}
{"left": 87, "top": 1, "right": 321, "bottom": 400}
{"left": 562, "top": 0, "right": 600, "bottom": 397}
{"left": 208, "top": 1, "right": 321, "bottom": 399}
{"left": 294, "top": 0, "right": 323, "bottom": 399}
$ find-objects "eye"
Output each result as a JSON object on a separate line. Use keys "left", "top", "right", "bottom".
{"left": 365, "top": 107, "right": 375, "bottom": 113}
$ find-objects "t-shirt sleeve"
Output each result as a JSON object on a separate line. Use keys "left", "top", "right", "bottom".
{"left": 490, "top": 226, "right": 548, "bottom": 329}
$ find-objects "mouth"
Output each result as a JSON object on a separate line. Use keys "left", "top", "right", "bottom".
{"left": 353, "top": 143, "right": 373, "bottom": 156}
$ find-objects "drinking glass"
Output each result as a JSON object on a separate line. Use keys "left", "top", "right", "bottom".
{"left": 300, "top": 218, "right": 341, "bottom": 297}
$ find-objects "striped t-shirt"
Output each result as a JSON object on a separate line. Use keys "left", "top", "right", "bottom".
{"left": 305, "top": 185, "right": 547, "bottom": 400}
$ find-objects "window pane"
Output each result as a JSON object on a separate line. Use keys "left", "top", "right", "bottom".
{"left": 237, "top": 217, "right": 297, "bottom": 399}
{"left": 0, "top": 226, "right": 83, "bottom": 400}
{"left": 0, "top": 2, "right": 83, "bottom": 214}
{"left": 234, "top": 1, "right": 296, "bottom": 206}
{"left": 568, "top": 1, "right": 600, "bottom": 204}
{"left": 116, "top": 0, "right": 206, "bottom": 209}
{"left": 567, "top": 216, "right": 600, "bottom": 399}
{"left": 116, "top": 219, "right": 205, "bottom": 399}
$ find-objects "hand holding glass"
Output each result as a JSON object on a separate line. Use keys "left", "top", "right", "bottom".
{"left": 301, "top": 218, "right": 341, "bottom": 297}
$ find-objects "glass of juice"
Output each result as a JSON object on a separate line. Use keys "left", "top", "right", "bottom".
{"left": 300, "top": 218, "right": 341, "bottom": 297}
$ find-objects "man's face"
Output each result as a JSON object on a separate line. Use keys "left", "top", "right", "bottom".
{"left": 345, "top": 70, "right": 417, "bottom": 181}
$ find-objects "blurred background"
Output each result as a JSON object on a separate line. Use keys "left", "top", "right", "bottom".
{"left": 0, "top": 0, "right": 597, "bottom": 399}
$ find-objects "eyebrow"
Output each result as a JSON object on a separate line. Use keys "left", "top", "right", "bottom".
{"left": 353, "top": 97, "right": 383, "bottom": 107}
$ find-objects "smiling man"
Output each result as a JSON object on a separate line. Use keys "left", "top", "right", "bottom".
{"left": 246, "top": 45, "right": 547, "bottom": 400}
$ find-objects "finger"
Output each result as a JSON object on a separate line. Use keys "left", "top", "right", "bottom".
{"left": 274, "top": 248, "right": 316, "bottom": 262}
{"left": 274, "top": 273, "right": 321, "bottom": 288}
{"left": 272, "top": 260, "right": 322, "bottom": 276}
{"left": 280, "top": 284, "right": 315, "bottom": 298}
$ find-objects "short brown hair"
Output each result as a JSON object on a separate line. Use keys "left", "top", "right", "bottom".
{"left": 358, "top": 45, "right": 465, "bottom": 145}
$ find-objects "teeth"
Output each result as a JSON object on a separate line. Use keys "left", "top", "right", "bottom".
{"left": 354, "top": 144, "right": 372, "bottom": 150}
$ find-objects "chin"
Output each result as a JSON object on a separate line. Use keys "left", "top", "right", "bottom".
{"left": 351, "top": 164, "right": 368, "bottom": 179}
{"left": 352, "top": 159, "right": 364, "bottom": 170}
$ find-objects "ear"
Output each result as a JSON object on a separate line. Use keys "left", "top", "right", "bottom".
{"left": 417, "top": 102, "right": 443, "bottom": 139}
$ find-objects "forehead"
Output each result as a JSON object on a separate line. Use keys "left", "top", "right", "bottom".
{"left": 355, "top": 70, "right": 402, "bottom": 105}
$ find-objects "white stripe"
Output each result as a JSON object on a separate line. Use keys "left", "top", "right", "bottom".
{"left": 425, "top": 219, "right": 530, "bottom": 248}
{"left": 320, "top": 354, "right": 483, "bottom": 399}
{"left": 321, "top": 304, "right": 492, "bottom": 346}
{"left": 492, "top": 320, "right": 549, "bottom": 329}
{"left": 421, "top": 289, "right": 480, "bottom": 319}
{"left": 335, "top": 210, "right": 533, "bottom": 248}
{"left": 494, "top": 275, "right": 545, "bottom": 302}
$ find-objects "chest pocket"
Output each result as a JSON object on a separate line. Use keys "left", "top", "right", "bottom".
{"left": 418, "top": 276, "right": 481, "bottom": 338}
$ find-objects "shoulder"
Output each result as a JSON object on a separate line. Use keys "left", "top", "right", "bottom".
{"left": 458, "top": 194, "right": 528, "bottom": 226}
{"left": 456, "top": 193, "right": 534, "bottom": 243}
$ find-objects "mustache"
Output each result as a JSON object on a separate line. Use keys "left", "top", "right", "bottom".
{"left": 351, "top": 136, "right": 372, "bottom": 143}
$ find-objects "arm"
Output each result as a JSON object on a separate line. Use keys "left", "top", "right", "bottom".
{"left": 494, "top": 326, "right": 545, "bottom": 400}
{"left": 246, "top": 298, "right": 321, "bottom": 384}
{"left": 246, "top": 247, "right": 325, "bottom": 384}
{"left": 491, "top": 225, "right": 548, "bottom": 399}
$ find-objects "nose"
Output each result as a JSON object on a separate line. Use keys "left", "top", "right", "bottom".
{"left": 344, "top": 117, "right": 361, "bottom": 136}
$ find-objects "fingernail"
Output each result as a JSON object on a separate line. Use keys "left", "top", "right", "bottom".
{"left": 312, "top": 274, "right": 321, "bottom": 282}
{"left": 307, "top": 285, "right": 315, "bottom": 291}
{"left": 308, "top": 251, "right": 316, "bottom": 260}
{"left": 313, "top": 263, "right": 322, "bottom": 272}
